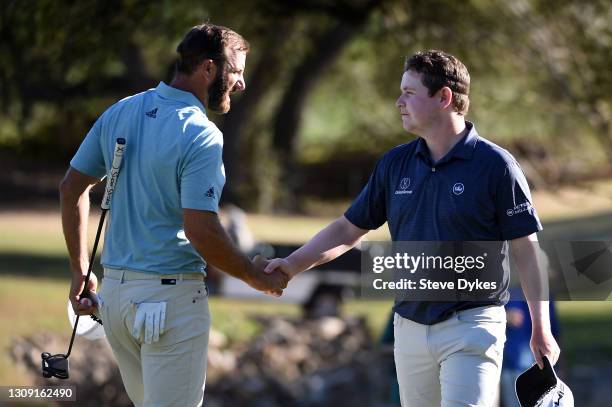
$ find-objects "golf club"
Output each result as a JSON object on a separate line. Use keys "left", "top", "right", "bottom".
{"left": 42, "top": 137, "right": 126, "bottom": 379}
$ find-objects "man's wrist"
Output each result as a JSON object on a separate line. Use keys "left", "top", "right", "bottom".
{"left": 71, "top": 267, "right": 87, "bottom": 277}
{"left": 69, "top": 257, "right": 88, "bottom": 275}
{"left": 242, "top": 258, "right": 258, "bottom": 286}
{"left": 285, "top": 256, "right": 302, "bottom": 277}
{"left": 531, "top": 322, "right": 551, "bottom": 333}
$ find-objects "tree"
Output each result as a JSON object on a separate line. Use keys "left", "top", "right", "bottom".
{"left": 498, "top": 0, "right": 612, "bottom": 160}
{"left": 0, "top": 0, "right": 205, "bottom": 158}
{"left": 269, "top": 0, "right": 383, "bottom": 210}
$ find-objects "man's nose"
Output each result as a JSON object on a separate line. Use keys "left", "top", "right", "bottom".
{"left": 236, "top": 75, "right": 246, "bottom": 91}
{"left": 396, "top": 96, "right": 403, "bottom": 108}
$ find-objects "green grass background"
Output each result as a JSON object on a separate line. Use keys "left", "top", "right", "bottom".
{"left": 1, "top": 197, "right": 612, "bottom": 393}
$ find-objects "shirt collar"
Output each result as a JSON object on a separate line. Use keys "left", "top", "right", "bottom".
{"left": 415, "top": 121, "right": 479, "bottom": 163}
{"left": 154, "top": 81, "right": 207, "bottom": 114}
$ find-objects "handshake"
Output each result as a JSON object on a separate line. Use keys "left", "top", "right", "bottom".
{"left": 245, "top": 255, "right": 299, "bottom": 297}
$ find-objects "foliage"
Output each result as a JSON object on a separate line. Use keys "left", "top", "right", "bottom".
{"left": 1, "top": 0, "right": 611, "bottom": 208}
{"left": 0, "top": 0, "right": 207, "bottom": 158}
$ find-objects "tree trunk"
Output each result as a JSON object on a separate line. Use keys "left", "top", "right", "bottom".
{"left": 220, "top": 20, "right": 295, "bottom": 205}
{"left": 271, "top": 0, "right": 381, "bottom": 210}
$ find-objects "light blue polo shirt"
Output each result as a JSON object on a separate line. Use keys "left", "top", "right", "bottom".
{"left": 345, "top": 122, "right": 542, "bottom": 324}
{"left": 70, "top": 82, "right": 225, "bottom": 275}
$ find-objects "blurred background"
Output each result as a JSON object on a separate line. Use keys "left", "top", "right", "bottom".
{"left": 1, "top": 0, "right": 611, "bottom": 406}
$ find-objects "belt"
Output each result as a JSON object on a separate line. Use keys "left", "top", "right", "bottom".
{"left": 104, "top": 268, "right": 205, "bottom": 284}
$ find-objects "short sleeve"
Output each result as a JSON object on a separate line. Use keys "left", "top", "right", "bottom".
{"left": 180, "top": 130, "right": 226, "bottom": 212}
{"left": 344, "top": 158, "right": 387, "bottom": 230}
{"left": 495, "top": 160, "right": 542, "bottom": 240}
{"left": 70, "top": 118, "right": 106, "bottom": 179}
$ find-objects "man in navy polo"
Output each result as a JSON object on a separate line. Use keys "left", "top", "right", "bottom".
{"left": 265, "top": 50, "right": 560, "bottom": 406}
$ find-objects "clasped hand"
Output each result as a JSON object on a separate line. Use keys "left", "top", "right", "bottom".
{"left": 248, "top": 254, "right": 290, "bottom": 297}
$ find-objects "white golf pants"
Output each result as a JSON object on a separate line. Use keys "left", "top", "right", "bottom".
{"left": 99, "top": 268, "right": 211, "bottom": 407}
{"left": 394, "top": 306, "right": 506, "bottom": 407}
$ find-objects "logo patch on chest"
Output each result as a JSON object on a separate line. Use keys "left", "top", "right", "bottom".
{"left": 452, "top": 183, "right": 465, "bottom": 195}
{"left": 395, "top": 177, "right": 413, "bottom": 195}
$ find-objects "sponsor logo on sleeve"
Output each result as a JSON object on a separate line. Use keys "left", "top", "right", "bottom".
{"left": 506, "top": 202, "right": 533, "bottom": 216}
{"left": 204, "top": 187, "right": 216, "bottom": 199}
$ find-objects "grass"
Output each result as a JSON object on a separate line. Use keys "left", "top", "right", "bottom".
{"left": 1, "top": 181, "right": 612, "bottom": 390}
{"left": 0, "top": 274, "right": 383, "bottom": 388}
{"left": 245, "top": 212, "right": 391, "bottom": 244}
{"left": 2, "top": 273, "right": 611, "bottom": 387}
{"left": 0, "top": 276, "right": 69, "bottom": 387}
{"left": 0, "top": 275, "right": 305, "bottom": 387}
{"left": 555, "top": 301, "right": 612, "bottom": 365}
{"left": 0, "top": 211, "right": 69, "bottom": 256}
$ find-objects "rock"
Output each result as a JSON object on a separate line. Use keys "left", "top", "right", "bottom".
{"left": 208, "top": 328, "right": 228, "bottom": 348}
{"left": 10, "top": 315, "right": 390, "bottom": 407}
{"left": 317, "top": 317, "right": 346, "bottom": 340}
{"left": 10, "top": 334, "right": 132, "bottom": 407}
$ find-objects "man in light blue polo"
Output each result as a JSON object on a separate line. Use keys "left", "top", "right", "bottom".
{"left": 265, "top": 50, "right": 560, "bottom": 406}
{"left": 60, "top": 23, "right": 288, "bottom": 407}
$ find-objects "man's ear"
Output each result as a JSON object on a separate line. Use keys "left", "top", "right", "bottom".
{"left": 200, "top": 59, "right": 216, "bottom": 81}
{"left": 438, "top": 87, "right": 453, "bottom": 110}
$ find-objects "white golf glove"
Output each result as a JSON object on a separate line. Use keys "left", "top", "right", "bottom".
{"left": 131, "top": 302, "right": 167, "bottom": 344}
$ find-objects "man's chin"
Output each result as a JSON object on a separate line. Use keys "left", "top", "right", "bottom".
{"left": 208, "top": 96, "right": 231, "bottom": 114}
{"left": 219, "top": 104, "right": 231, "bottom": 114}
{"left": 209, "top": 102, "right": 231, "bottom": 114}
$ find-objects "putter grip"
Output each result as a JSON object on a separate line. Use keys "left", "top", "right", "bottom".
{"left": 101, "top": 138, "right": 126, "bottom": 210}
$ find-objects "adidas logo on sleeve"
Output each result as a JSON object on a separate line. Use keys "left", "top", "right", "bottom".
{"left": 204, "top": 187, "right": 216, "bottom": 199}
{"left": 145, "top": 108, "right": 158, "bottom": 118}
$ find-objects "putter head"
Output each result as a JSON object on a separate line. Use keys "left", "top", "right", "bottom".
{"left": 41, "top": 352, "right": 69, "bottom": 379}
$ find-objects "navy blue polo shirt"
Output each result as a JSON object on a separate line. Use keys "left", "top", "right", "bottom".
{"left": 345, "top": 122, "right": 542, "bottom": 324}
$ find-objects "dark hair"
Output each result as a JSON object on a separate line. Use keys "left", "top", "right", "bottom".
{"left": 404, "top": 50, "right": 470, "bottom": 115}
{"left": 175, "top": 23, "right": 249, "bottom": 75}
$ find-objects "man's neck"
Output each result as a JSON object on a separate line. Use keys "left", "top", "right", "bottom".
{"left": 169, "top": 76, "right": 207, "bottom": 107}
{"left": 420, "top": 117, "right": 468, "bottom": 163}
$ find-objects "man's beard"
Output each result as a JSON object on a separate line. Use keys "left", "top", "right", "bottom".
{"left": 207, "top": 63, "right": 230, "bottom": 114}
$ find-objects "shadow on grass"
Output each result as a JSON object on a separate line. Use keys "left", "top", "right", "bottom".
{"left": 0, "top": 211, "right": 610, "bottom": 280}
{"left": 541, "top": 211, "right": 612, "bottom": 240}
{"left": 560, "top": 313, "right": 612, "bottom": 365}
{"left": 0, "top": 252, "right": 102, "bottom": 279}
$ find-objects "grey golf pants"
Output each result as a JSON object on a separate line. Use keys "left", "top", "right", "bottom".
{"left": 394, "top": 306, "right": 506, "bottom": 407}
{"left": 99, "top": 268, "right": 211, "bottom": 407}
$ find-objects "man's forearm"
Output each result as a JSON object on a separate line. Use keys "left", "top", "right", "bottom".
{"left": 60, "top": 186, "right": 92, "bottom": 276}
{"left": 286, "top": 216, "right": 367, "bottom": 274}
{"left": 511, "top": 236, "right": 551, "bottom": 330}
{"left": 184, "top": 211, "right": 257, "bottom": 284}
{"left": 511, "top": 235, "right": 560, "bottom": 366}
{"left": 196, "top": 229, "right": 254, "bottom": 282}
